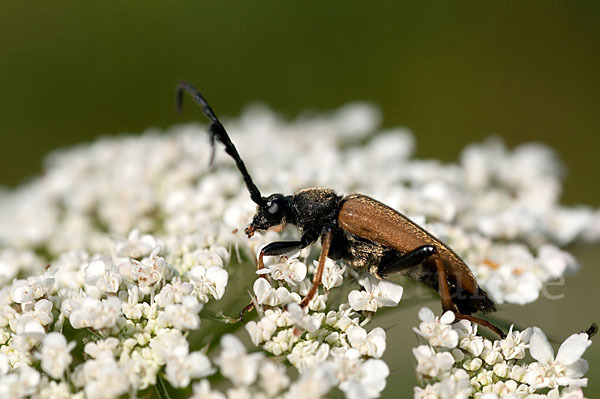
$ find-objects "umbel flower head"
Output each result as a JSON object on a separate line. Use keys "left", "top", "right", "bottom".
{"left": 0, "top": 102, "right": 597, "bottom": 398}
{"left": 412, "top": 307, "right": 593, "bottom": 399}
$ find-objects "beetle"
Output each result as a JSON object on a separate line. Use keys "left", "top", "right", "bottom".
{"left": 176, "top": 81, "right": 505, "bottom": 338}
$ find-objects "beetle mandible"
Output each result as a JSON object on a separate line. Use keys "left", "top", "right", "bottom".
{"left": 176, "top": 81, "right": 505, "bottom": 338}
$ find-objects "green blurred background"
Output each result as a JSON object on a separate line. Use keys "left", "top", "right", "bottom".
{"left": 1, "top": 1, "right": 599, "bottom": 397}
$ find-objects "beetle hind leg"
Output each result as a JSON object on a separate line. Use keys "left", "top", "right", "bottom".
{"left": 376, "top": 245, "right": 437, "bottom": 278}
{"left": 432, "top": 253, "right": 505, "bottom": 338}
{"left": 379, "top": 246, "right": 505, "bottom": 338}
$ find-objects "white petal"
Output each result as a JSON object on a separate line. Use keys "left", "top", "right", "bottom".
{"left": 347, "top": 326, "right": 367, "bottom": 346}
{"left": 84, "top": 260, "right": 106, "bottom": 284}
{"left": 220, "top": 334, "right": 245, "bottom": 354}
{"left": 378, "top": 280, "right": 403, "bottom": 304}
{"left": 348, "top": 290, "right": 368, "bottom": 311}
{"left": 24, "top": 319, "right": 45, "bottom": 334}
{"left": 253, "top": 278, "right": 271, "bottom": 298}
{"left": 565, "top": 359, "right": 589, "bottom": 379}
{"left": 529, "top": 327, "right": 554, "bottom": 363}
{"left": 439, "top": 310, "right": 455, "bottom": 324}
{"left": 418, "top": 307, "right": 435, "bottom": 322}
{"left": 555, "top": 333, "right": 591, "bottom": 365}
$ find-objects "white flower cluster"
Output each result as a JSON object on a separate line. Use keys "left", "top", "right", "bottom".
{"left": 246, "top": 252, "right": 394, "bottom": 398}
{"left": 0, "top": 230, "right": 228, "bottom": 398}
{"left": 413, "top": 307, "right": 592, "bottom": 399}
{"left": 0, "top": 102, "right": 597, "bottom": 398}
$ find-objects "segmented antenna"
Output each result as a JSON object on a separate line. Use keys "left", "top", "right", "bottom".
{"left": 176, "top": 81, "right": 264, "bottom": 205}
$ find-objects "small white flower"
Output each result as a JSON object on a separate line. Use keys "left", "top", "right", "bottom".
{"left": 191, "top": 380, "right": 226, "bottom": 399}
{"left": 120, "top": 246, "right": 172, "bottom": 290}
{"left": 156, "top": 277, "right": 194, "bottom": 306}
{"left": 84, "top": 337, "right": 120, "bottom": 359}
{"left": 259, "top": 360, "right": 290, "bottom": 396}
{"left": 453, "top": 319, "right": 485, "bottom": 356}
{"left": 217, "top": 334, "right": 263, "bottom": 387}
{"left": 120, "top": 284, "right": 146, "bottom": 320}
{"left": 114, "top": 229, "right": 157, "bottom": 258}
{"left": 148, "top": 328, "right": 189, "bottom": 365}
{"left": 335, "top": 349, "right": 390, "bottom": 399}
{"left": 253, "top": 278, "right": 292, "bottom": 306}
{"left": 0, "top": 354, "right": 9, "bottom": 375}
{"left": 11, "top": 275, "right": 55, "bottom": 304}
{"left": 186, "top": 265, "right": 228, "bottom": 301}
{"left": 347, "top": 276, "right": 403, "bottom": 312}
{"left": 325, "top": 305, "right": 358, "bottom": 332}
{"left": 159, "top": 296, "right": 202, "bottom": 330}
{"left": 499, "top": 325, "right": 531, "bottom": 360}
{"left": 413, "top": 345, "right": 454, "bottom": 377}
{"left": 414, "top": 307, "right": 459, "bottom": 348}
{"left": 525, "top": 327, "right": 591, "bottom": 389}
{"left": 551, "top": 386, "right": 586, "bottom": 399}
{"left": 257, "top": 255, "right": 307, "bottom": 285}
{"left": 0, "top": 366, "right": 40, "bottom": 399}
{"left": 69, "top": 296, "right": 122, "bottom": 330}
{"left": 14, "top": 298, "right": 53, "bottom": 337}
{"left": 38, "top": 332, "right": 75, "bottom": 379}
{"left": 245, "top": 316, "right": 277, "bottom": 345}
{"left": 285, "top": 361, "right": 337, "bottom": 399}
{"left": 81, "top": 355, "right": 129, "bottom": 399}
{"left": 435, "top": 368, "right": 472, "bottom": 399}
{"left": 84, "top": 258, "right": 122, "bottom": 294}
{"left": 537, "top": 244, "right": 579, "bottom": 279}
{"left": 346, "top": 326, "right": 386, "bottom": 358}
{"left": 263, "top": 328, "right": 299, "bottom": 356}
{"left": 287, "top": 340, "right": 330, "bottom": 369}
{"left": 320, "top": 258, "right": 345, "bottom": 290}
{"left": 413, "top": 384, "right": 441, "bottom": 399}
{"left": 164, "top": 345, "right": 213, "bottom": 388}
{"left": 37, "top": 380, "right": 73, "bottom": 399}
{"left": 484, "top": 267, "right": 542, "bottom": 305}
{"left": 286, "top": 303, "right": 322, "bottom": 333}
{"left": 481, "top": 339, "right": 504, "bottom": 365}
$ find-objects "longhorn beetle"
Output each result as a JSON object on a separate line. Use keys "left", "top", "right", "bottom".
{"left": 176, "top": 81, "right": 505, "bottom": 338}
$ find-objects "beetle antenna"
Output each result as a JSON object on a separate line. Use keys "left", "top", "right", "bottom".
{"left": 176, "top": 81, "right": 265, "bottom": 205}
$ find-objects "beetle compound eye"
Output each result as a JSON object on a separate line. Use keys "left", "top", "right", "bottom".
{"left": 268, "top": 203, "right": 279, "bottom": 214}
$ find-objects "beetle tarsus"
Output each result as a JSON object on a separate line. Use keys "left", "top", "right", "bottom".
{"left": 236, "top": 301, "right": 255, "bottom": 322}
{"left": 454, "top": 313, "right": 506, "bottom": 339}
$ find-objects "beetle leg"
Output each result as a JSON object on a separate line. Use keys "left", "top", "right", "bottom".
{"left": 433, "top": 253, "right": 505, "bottom": 338}
{"left": 432, "top": 253, "right": 455, "bottom": 312}
{"left": 258, "top": 240, "right": 303, "bottom": 273}
{"left": 300, "top": 227, "right": 333, "bottom": 308}
{"left": 257, "top": 238, "right": 312, "bottom": 272}
{"left": 377, "top": 245, "right": 437, "bottom": 278}
{"left": 262, "top": 240, "right": 307, "bottom": 256}
{"left": 260, "top": 230, "right": 318, "bottom": 259}
{"left": 454, "top": 313, "right": 506, "bottom": 339}
{"left": 238, "top": 235, "right": 318, "bottom": 320}
{"left": 235, "top": 301, "right": 255, "bottom": 322}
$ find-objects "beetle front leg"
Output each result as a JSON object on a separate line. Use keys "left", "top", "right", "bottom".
{"left": 258, "top": 233, "right": 316, "bottom": 270}
{"left": 258, "top": 240, "right": 306, "bottom": 271}
{"left": 300, "top": 227, "right": 333, "bottom": 308}
{"left": 238, "top": 235, "right": 316, "bottom": 321}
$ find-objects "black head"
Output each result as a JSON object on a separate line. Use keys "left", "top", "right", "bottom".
{"left": 244, "top": 193, "right": 291, "bottom": 237}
